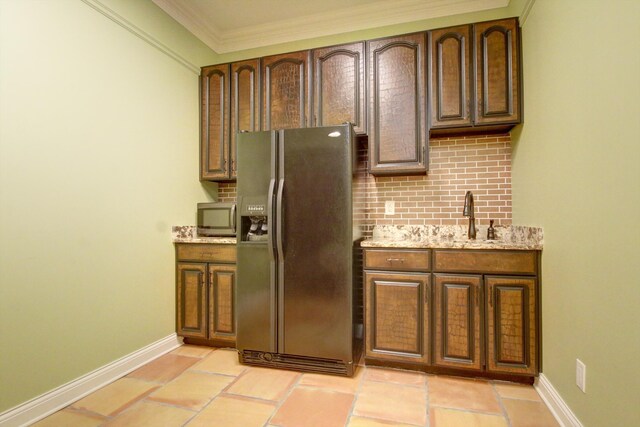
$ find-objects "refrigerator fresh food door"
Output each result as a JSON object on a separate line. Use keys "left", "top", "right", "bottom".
{"left": 236, "top": 130, "right": 278, "bottom": 353}
{"left": 276, "top": 125, "right": 354, "bottom": 361}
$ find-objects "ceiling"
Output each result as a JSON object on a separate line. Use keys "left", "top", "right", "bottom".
{"left": 152, "top": 0, "right": 509, "bottom": 54}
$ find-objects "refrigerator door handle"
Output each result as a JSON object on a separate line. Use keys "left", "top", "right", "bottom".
{"left": 276, "top": 177, "right": 285, "bottom": 260}
{"left": 267, "top": 178, "right": 276, "bottom": 261}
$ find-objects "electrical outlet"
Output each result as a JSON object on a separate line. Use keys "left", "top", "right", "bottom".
{"left": 385, "top": 200, "right": 395, "bottom": 215}
{"left": 576, "top": 359, "right": 586, "bottom": 393}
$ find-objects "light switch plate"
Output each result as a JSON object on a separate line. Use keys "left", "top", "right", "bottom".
{"left": 576, "top": 359, "right": 586, "bottom": 393}
{"left": 385, "top": 200, "right": 395, "bottom": 215}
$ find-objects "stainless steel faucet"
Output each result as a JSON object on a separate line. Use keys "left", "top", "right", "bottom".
{"left": 463, "top": 191, "right": 476, "bottom": 239}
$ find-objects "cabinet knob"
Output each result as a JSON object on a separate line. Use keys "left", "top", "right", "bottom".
{"left": 386, "top": 258, "right": 405, "bottom": 263}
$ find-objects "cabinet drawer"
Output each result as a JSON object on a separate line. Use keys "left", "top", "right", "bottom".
{"left": 176, "top": 244, "right": 237, "bottom": 263}
{"left": 364, "top": 249, "right": 430, "bottom": 271}
{"left": 433, "top": 250, "right": 536, "bottom": 275}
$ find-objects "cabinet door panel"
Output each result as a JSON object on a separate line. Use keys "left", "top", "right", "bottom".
{"left": 201, "top": 64, "right": 230, "bottom": 180}
{"left": 365, "top": 271, "right": 429, "bottom": 364}
{"left": 429, "top": 25, "right": 472, "bottom": 128}
{"left": 486, "top": 276, "right": 536, "bottom": 375}
{"left": 177, "top": 263, "right": 207, "bottom": 338}
{"left": 368, "top": 34, "right": 427, "bottom": 174}
{"left": 208, "top": 264, "right": 236, "bottom": 341}
{"left": 231, "top": 59, "right": 260, "bottom": 179}
{"left": 262, "top": 51, "right": 310, "bottom": 130}
{"left": 313, "top": 42, "right": 366, "bottom": 134}
{"left": 434, "top": 274, "right": 482, "bottom": 370}
{"left": 475, "top": 18, "right": 520, "bottom": 124}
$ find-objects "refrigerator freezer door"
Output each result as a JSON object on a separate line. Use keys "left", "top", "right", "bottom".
{"left": 236, "top": 131, "right": 277, "bottom": 353}
{"left": 277, "top": 126, "right": 354, "bottom": 361}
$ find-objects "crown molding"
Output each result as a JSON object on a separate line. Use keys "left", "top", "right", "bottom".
{"left": 154, "top": 0, "right": 508, "bottom": 54}
{"left": 81, "top": 0, "right": 200, "bottom": 73}
{"left": 152, "top": 0, "right": 224, "bottom": 51}
{"left": 518, "top": 0, "right": 538, "bottom": 25}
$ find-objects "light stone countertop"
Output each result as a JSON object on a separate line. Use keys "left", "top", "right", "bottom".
{"left": 361, "top": 225, "right": 543, "bottom": 251}
{"left": 172, "top": 226, "right": 237, "bottom": 245}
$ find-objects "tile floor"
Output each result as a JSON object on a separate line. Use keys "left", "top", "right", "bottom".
{"left": 33, "top": 345, "right": 559, "bottom": 427}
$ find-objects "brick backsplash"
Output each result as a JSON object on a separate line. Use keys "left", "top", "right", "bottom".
{"left": 218, "top": 133, "right": 512, "bottom": 238}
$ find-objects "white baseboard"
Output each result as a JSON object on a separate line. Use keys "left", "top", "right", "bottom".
{"left": 535, "top": 373, "right": 584, "bottom": 427}
{"left": 0, "top": 334, "right": 182, "bottom": 427}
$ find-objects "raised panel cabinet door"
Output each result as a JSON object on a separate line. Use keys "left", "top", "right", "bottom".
{"left": 201, "top": 64, "right": 231, "bottom": 180}
{"left": 312, "top": 42, "right": 366, "bottom": 134}
{"left": 486, "top": 276, "right": 537, "bottom": 375}
{"left": 177, "top": 263, "right": 208, "bottom": 339}
{"left": 208, "top": 264, "right": 236, "bottom": 342}
{"left": 434, "top": 274, "right": 482, "bottom": 370}
{"left": 474, "top": 18, "right": 520, "bottom": 125}
{"left": 367, "top": 33, "right": 427, "bottom": 175}
{"left": 262, "top": 51, "right": 310, "bottom": 130}
{"left": 364, "top": 271, "right": 430, "bottom": 364}
{"left": 429, "top": 25, "right": 473, "bottom": 128}
{"left": 231, "top": 59, "right": 260, "bottom": 179}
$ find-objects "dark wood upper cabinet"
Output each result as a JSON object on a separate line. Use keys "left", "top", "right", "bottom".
{"left": 367, "top": 34, "right": 427, "bottom": 175}
{"left": 429, "top": 25, "right": 473, "bottom": 129}
{"left": 230, "top": 59, "right": 260, "bottom": 179}
{"left": 262, "top": 51, "right": 311, "bottom": 130}
{"left": 312, "top": 42, "right": 366, "bottom": 134}
{"left": 200, "top": 64, "right": 231, "bottom": 180}
{"left": 474, "top": 18, "right": 520, "bottom": 125}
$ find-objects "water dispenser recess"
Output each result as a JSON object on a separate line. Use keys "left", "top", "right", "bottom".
{"left": 238, "top": 195, "right": 269, "bottom": 243}
{"left": 243, "top": 216, "right": 268, "bottom": 242}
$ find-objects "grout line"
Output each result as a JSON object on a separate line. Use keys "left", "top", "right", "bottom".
{"left": 344, "top": 364, "right": 367, "bottom": 426}
{"left": 263, "top": 370, "right": 305, "bottom": 427}
{"left": 424, "top": 373, "right": 430, "bottom": 427}
{"left": 491, "top": 381, "right": 514, "bottom": 427}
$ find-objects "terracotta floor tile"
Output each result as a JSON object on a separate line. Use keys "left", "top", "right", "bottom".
{"left": 226, "top": 367, "right": 300, "bottom": 401}
{"left": 347, "top": 415, "right": 417, "bottom": 426}
{"left": 428, "top": 376, "right": 502, "bottom": 414}
{"left": 364, "top": 367, "right": 426, "bottom": 387}
{"left": 271, "top": 386, "right": 355, "bottom": 427}
{"left": 104, "top": 401, "right": 195, "bottom": 426}
{"left": 190, "top": 348, "right": 246, "bottom": 376}
{"left": 353, "top": 380, "right": 427, "bottom": 426}
{"left": 71, "top": 378, "right": 159, "bottom": 416}
{"left": 148, "top": 371, "right": 233, "bottom": 410}
{"left": 502, "top": 398, "right": 560, "bottom": 427}
{"left": 171, "top": 345, "right": 214, "bottom": 358}
{"left": 430, "top": 407, "right": 508, "bottom": 427}
{"left": 299, "top": 367, "right": 364, "bottom": 394}
{"left": 493, "top": 382, "right": 541, "bottom": 401}
{"left": 32, "top": 409, "right": 105, "bottom": 427}
{"left": 186, "top": 394, "right": 276, "bottom": 427}
{"left": 127, "top": 353, "right": 199, "bottom": 383}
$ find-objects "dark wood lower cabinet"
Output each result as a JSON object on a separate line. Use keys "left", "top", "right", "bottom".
{"left": 177, "top": 263, "right": 207, "bottom": 339}
{"left": 175, "top": 244, "right": 237, "bottom": 346}
{"left": 363, "top": 248, "right": 540, "bottom": 381}
{"left": 486, "top": 276, "right": 537, "bottom": 375}
{"left": 433, "top": 274, "right": 482, "bottom": 370}
{"left": 364, "top": 271, "right": 430, "bottom": 364}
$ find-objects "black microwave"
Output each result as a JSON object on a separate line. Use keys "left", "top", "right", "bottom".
{"left": 197, "top": 202, "right": 236, "bottom": 237}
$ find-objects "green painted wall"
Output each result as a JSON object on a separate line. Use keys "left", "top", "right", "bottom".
{"left": 511, "top": 1, "right": 640, "bottom": 426}
{"left": 0, "top": 0, "right": 216, "bottom": 412}
{"left": 212, "top": 0, "right": 527, "bottom": 64}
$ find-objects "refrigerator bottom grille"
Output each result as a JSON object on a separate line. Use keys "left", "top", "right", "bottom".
{"left": 240, "top": 350, "right": 354, "bottom": 377}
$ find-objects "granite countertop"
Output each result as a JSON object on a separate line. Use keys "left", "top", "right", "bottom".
{"left": 172, "top": 226, "right": 237, "bottom": 245}
{"left": 361, "top": 225, "right": 543, "bottom": 251}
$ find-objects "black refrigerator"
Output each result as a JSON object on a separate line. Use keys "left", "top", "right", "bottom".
{"left": 235, "top": 124, "right": 361, "bottom": 376}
